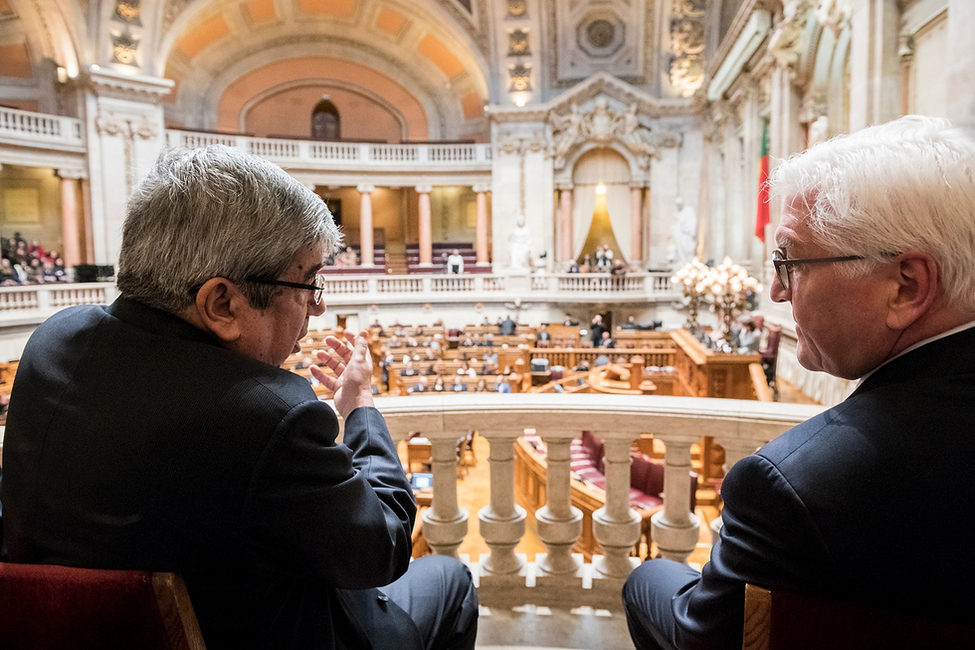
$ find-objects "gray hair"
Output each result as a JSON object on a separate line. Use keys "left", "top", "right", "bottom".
{"left": 770, "top": 115, "right": 975, "bottom": 312}
{"left": 117, "top": 145, "right": 341, "bottom": 313}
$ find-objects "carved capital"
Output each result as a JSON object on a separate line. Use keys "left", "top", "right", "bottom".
{"left": 472, "top": 184, "right": 492, "bottom": 194}
{"left": 357, "top": 184, "right": 375, "bottom": 194}
{"left": 415, "top": 184, "right": 432, "bottom": 194}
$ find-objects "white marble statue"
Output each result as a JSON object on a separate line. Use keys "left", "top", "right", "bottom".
{"left": 509, "top": 214, "right": 533, "bottom": 271}
{"left": 808, "top": 115, "right": 829, "bottom": 148}
{"left": 550, "top": 104, "right": 586, "bottom": 167}
{"left": 670, "top": 197, "right": 698, "bottom": 269}
{"left": 614, "top": 103, "right": 658, "bottom": 161}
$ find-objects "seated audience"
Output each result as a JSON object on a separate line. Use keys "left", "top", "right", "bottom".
{"left": 598, "top": 330, "right": 616, "bottom": 348}
{"left": 536, "top": 323, "right": 552, "bottom": 347}
{"left": 433, "top": 376, "right": 446, "bottom": 392}
{"left": 736, "top": 320, "right": 762, "bottom": 353}
{"left": 451, "top": 377, "right": 468, "bottom": 392}
{"left": 447, "top": 249, "right": 464, "bottom": 274}
{"left": 408, "top": 376, "right": 429, "bottom": 394}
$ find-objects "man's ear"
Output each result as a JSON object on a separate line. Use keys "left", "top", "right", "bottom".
{"left": 886, "top": 253, "right": 939, "bottom": 330}
{"left": 192, "top": 278, "right": 246, "bottom": 343}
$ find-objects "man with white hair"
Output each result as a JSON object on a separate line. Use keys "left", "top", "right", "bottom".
{"left": 0, "top": 145, "right": 477, "bottom": 650}
{"left": 623, "top": 116, "right": 975, "bottom": 649}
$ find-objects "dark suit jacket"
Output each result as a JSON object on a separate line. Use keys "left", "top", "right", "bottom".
{"left": 636, "top": 326, "right": 975, "bottom": 649}
{"left": 0, "top": 297, "right": 419, "bottom": 650}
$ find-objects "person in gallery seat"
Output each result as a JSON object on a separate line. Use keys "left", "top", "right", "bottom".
{"left": 622, "top": 116, "right": 975, "bottom": 649}
{"left": 0, "top": 145, "right": 477, "bottom": 650}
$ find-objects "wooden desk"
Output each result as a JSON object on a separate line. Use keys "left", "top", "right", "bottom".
{"left": 671, "top": 329, "right": 761, "bottom": 399}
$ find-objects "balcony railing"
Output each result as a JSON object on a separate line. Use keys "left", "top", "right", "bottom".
{"left": 164, "top": 130, "right": 492, "bottom": 169}
{"left": 0, "top": 106, "right": 84, "bottom": 150}
{"left": 320, "top": 272, "right": 679, "bottom": 306}
{"left": 0, "top": 275, "right": 680, "bottom": 329}
{"left": 375, "top": 393, "right": 824, "bottom": 608}
{"left": 0, "top": 283, "right": 117, "bottom": 325}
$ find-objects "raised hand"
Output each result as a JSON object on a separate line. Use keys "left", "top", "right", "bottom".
{"left": 310, "top": 329, "right": 375, "bottom": 419}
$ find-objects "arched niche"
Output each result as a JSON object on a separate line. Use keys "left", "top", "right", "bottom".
{"left": 567, "top": 147, "right": 633, "bottom": 264}
{"left": 311, "top": 96, "right": 340, "bottom": 140}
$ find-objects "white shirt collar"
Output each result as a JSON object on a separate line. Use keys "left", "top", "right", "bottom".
{"left": 857, "top": 319, "right": 975, "bottom": 386}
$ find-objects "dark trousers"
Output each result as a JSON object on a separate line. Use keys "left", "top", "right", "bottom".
{"left": 379, "top": 556, "right": 479, "bottom": 650}
{"left": 622, "top": 559, "right": 701, "bottom": 650}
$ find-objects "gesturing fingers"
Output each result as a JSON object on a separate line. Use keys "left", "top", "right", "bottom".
{"left": 310, "top": 364, "right": 338, "bottom": 392}
{"left": 315, "top": 348, "right": 347, "bottom": 377}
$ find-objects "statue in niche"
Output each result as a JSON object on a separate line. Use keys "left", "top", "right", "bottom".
{"left": 614, "top": 103, "right": 659, "bottom": 163}
{"left": 508, "top": 214, "right": 533, "bottom": 271}
{"left": 808, "top": 115, "right": 830, "bottom": 148}
{"left": 669, "top": 197, "right": 698, "bottom": 269}
{"left": 549, "top": 104, "right": 587, "bottom": 168}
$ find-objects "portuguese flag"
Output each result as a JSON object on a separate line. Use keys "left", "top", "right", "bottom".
{"left": 755, "top": 119, "right": 770, "bottom": 242}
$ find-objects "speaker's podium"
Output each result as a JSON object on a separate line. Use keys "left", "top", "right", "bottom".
{"left": 530, "top": 358, "right": 550, "bottom": 386}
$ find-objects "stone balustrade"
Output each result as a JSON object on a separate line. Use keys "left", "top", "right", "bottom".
{"left": 163, "top": 130, "right": 492, "bottom": 171}
{"left": 373, "top": 393, "right": 823, "bottom": 608}
{"left": 0, "top": 107, "right": 84, "bottom": 150}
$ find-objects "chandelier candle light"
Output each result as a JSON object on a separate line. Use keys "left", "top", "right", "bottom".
{"left": 670, "top": 257, "right": 711, "bottom": 329}
{"left": 671, "top": 257, "right": 762, "bottom": 340}
{"left": 707, "top": 257, "right": 763, "bottom": 341}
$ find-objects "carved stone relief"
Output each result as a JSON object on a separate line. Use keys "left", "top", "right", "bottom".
{"left": 114, "top": 0, "right": 141, "bottom": 25}
{"left": 508, "top": 29, "right": 531, "bottom": 56}
{"left": 548, "top": 98, "right": 663, "bottom": 170}
{"left": 506, "top": 0, "right": 528, "bottom": 19}
{"left": 768, "top": 0, "right": 814, "bottom": 70}
{"left": 815, "top": 0, "right": 851, "bottom": 37}
{"left": 509, "top": 64, "right": 532, "bottom": 92}
{"left": 111, "top": 30, "right": 140, "bottom": 65}
{"left": 551, "top": 0, "right": 648, "bottom": 86}
{"left": 669, "top": 0, "right": 707, "bottom": 97}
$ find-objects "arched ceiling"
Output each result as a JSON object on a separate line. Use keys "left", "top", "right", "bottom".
{"left": 158, "top": 0, "right": 492, "bottom": 141}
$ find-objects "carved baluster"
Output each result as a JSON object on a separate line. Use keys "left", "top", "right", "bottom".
{"left": 650, "top": 436, "right": 701, "bottom": 563}
{"left": 534, "top": 435, "right": 583, "bottom": 585}
{"left": 592, "top": 437, "right": 642, "bottom": 579}
{"left": 422, "top": 434, "right": 468, "bottom": 557}
{"left": 477, "top": 432, "right": 527, "bottom": 582}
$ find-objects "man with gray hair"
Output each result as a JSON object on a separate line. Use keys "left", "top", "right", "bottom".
{"left": 623, "top": 116, "right": 975, "bottom": 648}
{"left": 0, "top": 145, "right": 477, "bottom": 649}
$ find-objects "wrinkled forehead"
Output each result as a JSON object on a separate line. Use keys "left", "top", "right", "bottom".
{"left": 774, "top": 192, "right": 820, "bottom": 250}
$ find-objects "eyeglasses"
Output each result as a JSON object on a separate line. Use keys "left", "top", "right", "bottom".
{"left": 771, "top": 249, "right": 864, "bottom": 290}
{"left": 245, "top": 275, "right": 327, "bottom": 305}
{"left": 189, "top": 274, "right": 327, "bottom": 305}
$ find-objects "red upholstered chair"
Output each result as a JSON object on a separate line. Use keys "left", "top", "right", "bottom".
{"left": 0, "top": 562, "right": 206, "bottom": 650}
{"left": 743, "top": 583, "right": 975, "bottom": 650}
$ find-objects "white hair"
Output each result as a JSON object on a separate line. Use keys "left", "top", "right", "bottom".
{"left": 118, "top": 145, "right": 341, "bottom": 313}
{"left": 770, "top": 115, "right": 975, "bottom": 312}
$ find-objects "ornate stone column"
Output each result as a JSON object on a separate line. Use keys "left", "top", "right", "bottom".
{"left": 477, "top": 432, "right": 527, "bottom": 581}
{"left": 473, "top": 184, "right": 491, "bottom": 266}
{"left": 650, "top": 436, "right": 701, "bottom": 563}
{"left": 629, "top": 184, "right": 644, "bottom": 267}
{"left": 422, "top": 434, "right": 469, "bottom": 557}
{"left": 416, "top": 184, "right": 433, "bottom": 266}
{"left": 57, "top": 170, "right": 86, "bottom": 268}
{"left": 534, "top": 436, "right": 583, "bottom": 587}
{"left": 357, "top": 184, "right": 374, "bottom": 267}
{"left": 82, "top": 67, "right": 172, "bottom": 265}
{"left": 592, "top": 437, "right": 642, "bottom": 580}
{"left": 557, "top": 183, "right": 574, "bottom": 268}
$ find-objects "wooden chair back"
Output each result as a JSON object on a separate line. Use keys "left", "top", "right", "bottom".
{"left": 0, "top": 562, "right": 206, "bottom": 650}
{"left": 743, "top": 583, "right": 975, "bottom": 650}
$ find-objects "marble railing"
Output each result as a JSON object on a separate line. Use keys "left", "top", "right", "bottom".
{"left": 373, "top": 393, "right": 824, "bottom": 608}
{"left": 0, "top": 275, "right": 677, "bottom": 330}
{"left": 0, "top": 107, "right": 84, "bottom": 149}
{"left": 0, "top": 283, "right": 117, "bottom": 323}
{"left": 164, "top": 130, "right": 492, "bottom": 170}
{"left": 320, "top": 272, "right": 679, "bottom": 307}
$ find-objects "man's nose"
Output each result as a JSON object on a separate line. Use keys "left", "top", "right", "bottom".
{"left": 769, "top": 272, "right": 789, "bottom": 303}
